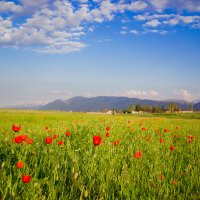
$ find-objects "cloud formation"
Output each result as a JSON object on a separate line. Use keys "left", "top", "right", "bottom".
{"left": 173, "top": 89, "right": 200, "bottom": 102}
{"left": 0, "top": 0, "right": 200, "bottom": 53}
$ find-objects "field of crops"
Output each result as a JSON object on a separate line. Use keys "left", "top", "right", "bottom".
{"left": 0, "top": 110, "right": 199, "bottom": 200}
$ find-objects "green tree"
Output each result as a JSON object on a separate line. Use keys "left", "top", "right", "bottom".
{"left": 135, "top": 103, "right": 141, "bottom": 112}
{"left": 168, "top": 102, "right": 177, "bottom": 112}
{"left": 129, "top": 104, "right": 134, "bottom": 113}
{"left": 190, "top": 103, "right": 193, "bottom": 111}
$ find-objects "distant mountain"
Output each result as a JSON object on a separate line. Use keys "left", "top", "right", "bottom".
{"left": 38, "top": 96, "right": 197, "bottom": 112}
{"left": 41, "top": 99, "right": 68, "bottom": 111}
{"left": 5, "top": 96, "right": 200, "bottom": 111}
{"left": 193, "top": 102, "right": 200, "bottom": 111}
{"left": 193, "top": 98, "right": 200, "bottom": 104}
{"left": 163, "top": 99, "right": 190, "bottom": 104}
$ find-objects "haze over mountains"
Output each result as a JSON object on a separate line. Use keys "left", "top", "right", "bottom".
{"left": 7, "top": 96, "right": 200, "bottom": 112}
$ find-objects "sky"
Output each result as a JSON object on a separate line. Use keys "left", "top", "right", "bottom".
{"left": 0, "top": 0, "right": 200, "bottom": 107}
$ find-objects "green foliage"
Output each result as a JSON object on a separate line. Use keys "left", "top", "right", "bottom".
{"left": 0, "top": 110, "right": 199, "bottom": 199}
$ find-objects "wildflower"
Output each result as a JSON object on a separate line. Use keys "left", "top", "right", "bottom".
{"left": 188, "top": 135, "right": 194, "bottom": 139}
{"left": 45, "top": 137, "right": 52, "bottom": 144}
{"left": 133, "top": 150, "right": 142, "bottom": 159}
{"left": 160, "top": 138, "right": 165, "bottom": 143}
{"left": 66, "top": 131, "right": 70, "bottom": 137}
{"left": 93, "top": 135, "right": 102, "bottom": 146}
{"left": 160, "top": 174, "right": 165, "bottom": 180}
{"left": 170, "top": 146, "right": 175, "bottom": 151}
{"left": 142, "top": 127, "right": 146, "bottom": 131}
{"left": 19, "top": 134, "right": 28, "bottom": 141}
{"left": 26, "top": 138, "right": 33, "bottom": 144}
{"left": 16, "top": 161, "right": 24, "bottom": 169}
{"left": 146, "top": 137, "right": 150, "bottom": 141}
{"left": 22, "top": 175, "right": 31, "bottom": 183}
{"left": 106, "top": 126, "right": 110, "bottom": 131}
{"left": 58, "top": 140, "right": 64, "bottom": 145}
{"left": 52, "top": 134, "right": 58, "bottom": 139}
{"left": 106, "top": 132, "right": 110, "bottom": 137}
{"left": 14, "top": 136, "right": 22, "bottom": 144}
{"left": 112, "top": 140, "right": 120, "bottom": 146}
{"left": 172, "top": 179, "right": 177, "bottom": 185}
{"left": 164, "top": 129, "right": 170, "bottom": 133}
{"left": 12, "top": 124, "right": 22, "bottom": 132}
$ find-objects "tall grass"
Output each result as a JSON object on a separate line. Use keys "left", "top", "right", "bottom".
{"left": 0, "top": 110, "right": 199, "bottom": 199}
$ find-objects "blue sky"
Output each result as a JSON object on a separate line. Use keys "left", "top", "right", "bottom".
{"left": 0, "top": 0, "right": 200, "bottom": 106}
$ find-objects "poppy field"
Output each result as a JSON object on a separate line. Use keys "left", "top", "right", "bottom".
{"left": 0, "top": 110, "right": 199, "bottom": 200}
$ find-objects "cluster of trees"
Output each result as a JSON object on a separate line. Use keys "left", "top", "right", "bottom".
{"left": 122, "top": 104, "right": 166, "bottom": 114}
{"left": 120, "top": 103, "right": 193, "bottom": 114}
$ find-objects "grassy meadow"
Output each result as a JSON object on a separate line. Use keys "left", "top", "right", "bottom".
{"left": 0, "top": 110, "right": 199, "bottom": 200}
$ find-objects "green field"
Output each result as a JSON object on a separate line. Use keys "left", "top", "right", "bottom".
{"left": 0, "top": 110, "right": 199, "bottom": 200}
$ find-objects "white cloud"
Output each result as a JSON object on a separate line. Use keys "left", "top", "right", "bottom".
{"left": 143, "top": 29, "right": 168, "bottom": 35}
{"left": 134, "top": 14, "right": 147, "bottom": 21}
{"left": 173, "top": 89, "right": 199, "bottom": 102}
{"left": 147, "top": 0, "right": 200, "bottom": 12}
{"left": 0, "top": 1, "right": 23, "bottom": 13}
{"left": 130, "top": 29, "right": 139, "bottom": 34}
{"left": 128, "top": 1, "right": 148, "bottom": 11}
{"left": 145, "top": 19, "right": 161, "bottom": 27}
{"left": 135, "top": 13, "right": 200, "bottom": 29}
{"left": 147, "top": 0, "right": 168, "bottom": 10}
{"left": 121, "top": 90, "right": 159, "bottom": 99}
{"left": 0, "top": 0, "right": 200, "bottom": 54}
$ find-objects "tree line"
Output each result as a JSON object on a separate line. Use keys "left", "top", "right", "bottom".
{"left": 119, "top": 102, "right": 193, "bottom": 114}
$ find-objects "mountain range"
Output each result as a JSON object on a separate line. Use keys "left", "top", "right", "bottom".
{"left": 9, "top": 96, "right": 200, "bottom": 112}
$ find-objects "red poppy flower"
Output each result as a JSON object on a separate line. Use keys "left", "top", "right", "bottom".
{"left": 160, "top": 138, "right": 165, "bottom": 143}
{"left": 58, "top": 140, "right": 64, "bottom": 145}
{"left": 66, "top": 131, "right": 70, "bottom": 137}
{"left": 106, "top": 132, "right": 110, "bottom": 137}
{"left": 16, "top": 161, "right": 24, "bottom": 169}
{"left": 22, "top": 175, "right": 31, "bottom": 183}
{"left": 93, "top": 135, "right": 102, "bottom": 146}
{"left": 112, "top": 140, "right": 120, "bottom": 146}
{"left": 188, "top": 135, "right": 194, "bottom": 139}
{"left": 170, "top": 146, "right": 175, "bottom": 151}
{"left": 12, "top": 124, "right": 22, "bottom": 132}
{"left": 142, "top": 127, "right": 146, "bottom": 131}
{"left": 45, "top": 137, "right": 53, "bottom": 144}
{"left": 26, "top": 138, "right": 33, "bottom": 144}
{"left": 164, "top": 129, "right": 170, "bottom": 133}
{"left": 106, "top": 126, "right": 110, "bottom": 131}
{"left": 188, "top": 139, "right": 192, "bottom": 143}
{"left": 19, "top": 134, "right": 28, "bottom": 141}
{"left": 133, "top": 150, "right": 142, "bottom": 159}
{"left": 146, "top": 137, "right": 150, "bottom": 141}
{"left": 160, "top": 173, "right": 165, "bottom": 180}
{"left": 45, "top": 126, "right": 48, "bottom": 130}
{"left": 171, "top": 179, "right": 177, "bottom": 185}
{"left": 14, "top": 136, "right": 23, "bottom": 144}
{"left": 52, "top": 134, "right": 58, "bottom": 139}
